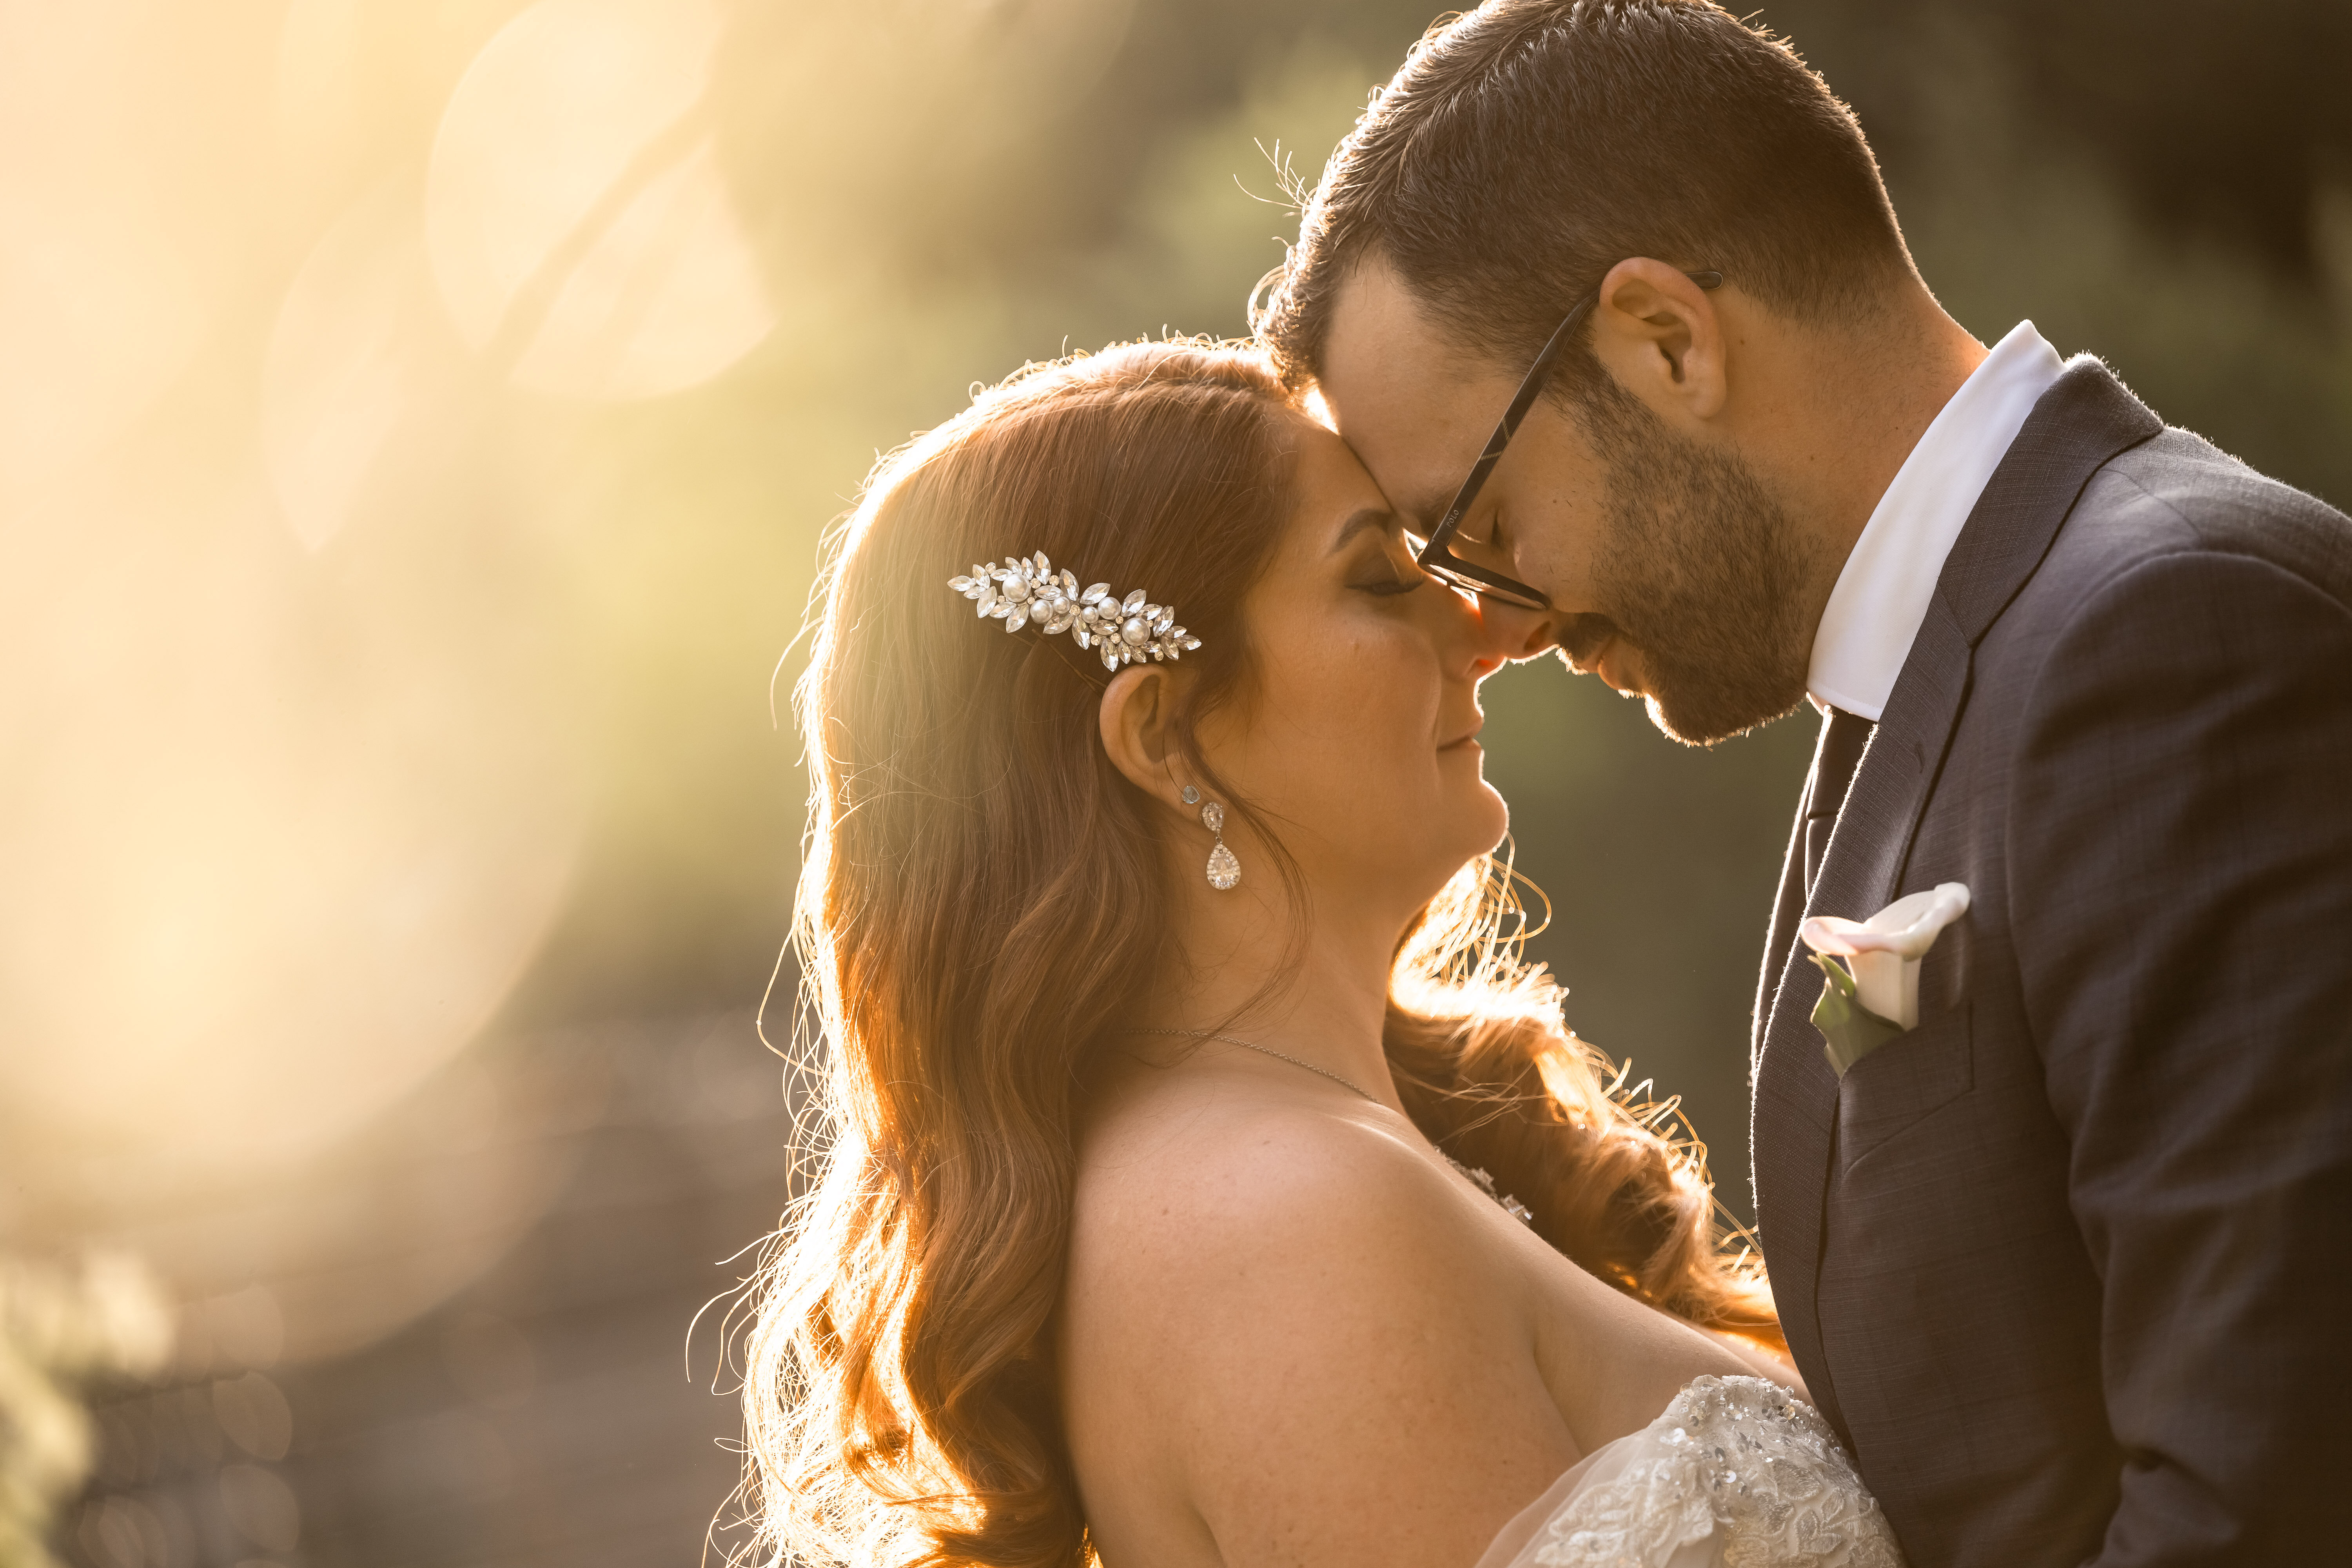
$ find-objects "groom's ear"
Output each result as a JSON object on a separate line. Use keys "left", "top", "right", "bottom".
{"left": 1589, "top": 258, "right": 1730, "bottom": 424}
{"left": 1097, "top": 664, "right": 1191, "bottom": 808}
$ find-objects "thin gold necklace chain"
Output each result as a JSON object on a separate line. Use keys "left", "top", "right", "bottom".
{"left": 1125, "top": 1027, "right": 1537, "bottom": 1228}
{"left": 1127, "top": 1027, "right": 1381, "bottom": 1105}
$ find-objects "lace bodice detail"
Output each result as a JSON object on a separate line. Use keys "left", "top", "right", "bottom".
{"left": 1479, "top": 1376, "right": 1904, "bottom": 1568}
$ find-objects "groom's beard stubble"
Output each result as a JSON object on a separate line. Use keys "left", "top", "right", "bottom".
{"left": 1567, "top": 381, "right": 1824, "bottom": 746}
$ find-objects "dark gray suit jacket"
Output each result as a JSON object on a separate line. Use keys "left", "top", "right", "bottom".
{"left": 1751, "top": 360, "right": 2352, "bottom": 1566}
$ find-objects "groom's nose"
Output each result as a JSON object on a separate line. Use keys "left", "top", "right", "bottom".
{"left": 1472, "top": 597, "right": 1565, "bottom": 664}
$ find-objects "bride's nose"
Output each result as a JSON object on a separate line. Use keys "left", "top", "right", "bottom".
{"left": 1431, "top": 581, "right": 1555, "bottom": 679}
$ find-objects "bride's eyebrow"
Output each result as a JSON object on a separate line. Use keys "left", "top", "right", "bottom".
{"left": 1327, "top": 506, "right": 1403, "bottom": 554}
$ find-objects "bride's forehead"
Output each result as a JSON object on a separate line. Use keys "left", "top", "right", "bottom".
{"left": 1276, "top": 422, "right": 1396, "bottom": 548}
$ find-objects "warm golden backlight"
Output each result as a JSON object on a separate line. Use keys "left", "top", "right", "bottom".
{"left": 0, "top": 0, "right": 1176, "bottom": 1352}
{"left": 425, "top": 0, "right": 775, "bottom": 400}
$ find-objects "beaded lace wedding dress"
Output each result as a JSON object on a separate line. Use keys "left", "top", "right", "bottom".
{"left": 1473, "top": 1374, "right": 1905, "bottom": 1568}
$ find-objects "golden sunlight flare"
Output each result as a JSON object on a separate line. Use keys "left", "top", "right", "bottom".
{"left": 425, "top": 0, "right": 775, "bottom": 400}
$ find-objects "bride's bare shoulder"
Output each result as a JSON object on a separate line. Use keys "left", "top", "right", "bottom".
{"left": 1060, "top": 1076, "right": 1577, "bottom": 1568}
{"left": 1066, "top": 1070, "right": 1485, "bottom": 1308}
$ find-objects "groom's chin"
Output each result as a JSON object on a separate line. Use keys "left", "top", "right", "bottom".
{"left": 1641, "top": 660, "right": 1808, "bottom": 748}
{"left": 1559, "top": 624, "right": 1801, "bottom": 744}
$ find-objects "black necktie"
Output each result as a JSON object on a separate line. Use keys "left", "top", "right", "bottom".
{"left": 1804, "top": 707, "right": 1874, "bottom": 896}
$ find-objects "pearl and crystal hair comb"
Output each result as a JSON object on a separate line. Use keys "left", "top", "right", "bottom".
{"left": 948, "top": 552, "right": 1201, "bottom": 672}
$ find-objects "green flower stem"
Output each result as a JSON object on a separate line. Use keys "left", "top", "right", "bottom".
{"left": 1810, "top": 953, "right": 1908, "bottom": 1078}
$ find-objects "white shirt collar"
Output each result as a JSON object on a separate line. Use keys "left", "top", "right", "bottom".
{"left": 1806, "top": 320, "right": 2065, "bottom": 721}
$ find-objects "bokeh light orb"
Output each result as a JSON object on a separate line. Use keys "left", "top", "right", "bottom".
{"left": 425, "top": 0, "right": 775, "bottom": 401}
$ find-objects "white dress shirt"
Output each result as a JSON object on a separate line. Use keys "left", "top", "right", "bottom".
{"left": 1807, "top": 321, "right": 2067, "bottom": 721}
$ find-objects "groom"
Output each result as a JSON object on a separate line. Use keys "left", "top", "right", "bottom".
{"left": 1258, "top": 2, "right": 2350, "bottom": 1563}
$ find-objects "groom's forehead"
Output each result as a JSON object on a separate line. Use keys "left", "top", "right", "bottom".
{"left": 1319, "top": 263, "right": 1508, "bottom": 523}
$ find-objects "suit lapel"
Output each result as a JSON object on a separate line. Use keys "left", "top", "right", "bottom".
{"left": 1751, "top": 359, "right": 2163, "bottom": 1407}
{"left": 1753, "top": 608, "right": 1972, "bottom": 1329}
{"left": 1752, "top": 713, "right": 1834, "bottom": 1067}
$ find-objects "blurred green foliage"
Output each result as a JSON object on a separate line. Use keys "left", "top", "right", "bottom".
{"left": 504, "top": 0, "right": 2352, "bottom": 1220}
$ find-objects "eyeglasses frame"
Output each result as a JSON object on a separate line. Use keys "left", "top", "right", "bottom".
{"left": 1413, "top": 267, "right": 1725, "bottom": 611}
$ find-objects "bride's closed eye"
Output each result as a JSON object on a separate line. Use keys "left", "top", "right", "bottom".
{"left": 1347, "top": 540, "right": 1428, "bottom": 597}
{"left": 1350, "top": 565, "right": 1425, "bottom": 597}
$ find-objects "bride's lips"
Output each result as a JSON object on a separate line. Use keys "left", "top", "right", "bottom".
{"left": 1439, "top": 720, "right": 1484, "bottom": 751}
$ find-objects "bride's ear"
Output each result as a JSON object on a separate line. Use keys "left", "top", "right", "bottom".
{"left": 1098, "top": 664, "right": 1189, "bottom": 807}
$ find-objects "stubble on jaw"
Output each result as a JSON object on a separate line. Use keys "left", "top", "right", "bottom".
{"left": 1565, "top": 376, "right": 1829, "bottom": 746}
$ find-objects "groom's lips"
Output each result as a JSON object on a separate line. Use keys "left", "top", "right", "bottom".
{"left": 1559, "top": 612, "right": 1644, "bottom": 695}
{"left": 1556, "top": 612, "right": 1623, "bottom": 676}
{"left": 1594, "top": 640, "right": 1639, "bottom": 695}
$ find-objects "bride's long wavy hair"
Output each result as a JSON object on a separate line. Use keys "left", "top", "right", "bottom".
{"left": 742, "top": 339, "right": 1777, "bottom": 1568}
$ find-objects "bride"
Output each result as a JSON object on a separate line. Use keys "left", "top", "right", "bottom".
{"left": 742, "top": 339, "right": 1901, "bottom": 1568}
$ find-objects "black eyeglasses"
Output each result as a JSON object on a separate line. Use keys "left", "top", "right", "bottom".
{"left": 1414, "top": 268, "right": 1724, "bottom": 611}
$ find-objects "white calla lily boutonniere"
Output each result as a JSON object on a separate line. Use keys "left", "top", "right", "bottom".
{"left": 1800, "top": 882, "right": 1971, "bottom": 1078}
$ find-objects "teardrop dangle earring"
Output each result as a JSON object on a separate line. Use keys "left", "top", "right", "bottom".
{"left": 1176, "top": 781, "right": 1239, "bottom": 889}
{"left": 1200, "top": 799, "right": 1241, "bottom": 891}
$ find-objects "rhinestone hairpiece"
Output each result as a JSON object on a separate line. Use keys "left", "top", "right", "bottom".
{"left": 948, "top": 552, "right": 1202, "bottom": 672}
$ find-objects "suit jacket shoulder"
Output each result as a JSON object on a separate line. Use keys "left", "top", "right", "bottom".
{"left": 2040, "top": 425, "right": 2352, "bottom": 611}
{"left": 1964, "top": 425, "right": 2352, "bottom": 726}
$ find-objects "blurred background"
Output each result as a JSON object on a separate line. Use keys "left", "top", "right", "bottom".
{"left": 3, "top": 1, "right": 2347, "bottom": 1564}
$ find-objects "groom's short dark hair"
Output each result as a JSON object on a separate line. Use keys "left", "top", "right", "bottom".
{"left": 1257, "top": 0, "right": 1914, "bottom": 390}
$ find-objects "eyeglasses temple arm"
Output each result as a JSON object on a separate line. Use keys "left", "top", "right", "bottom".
{"left": 1416, "top": 267, "right": 1719, "bottom": 565}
